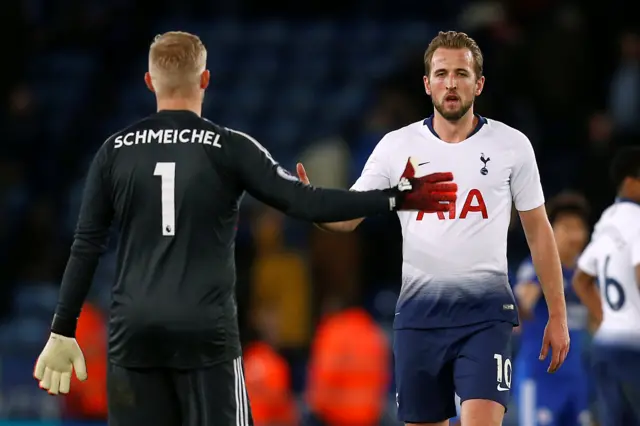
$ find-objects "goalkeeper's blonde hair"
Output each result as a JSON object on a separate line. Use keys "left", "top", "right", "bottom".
{"left": 148, "top": 31, "right": 207, "bottom": 97}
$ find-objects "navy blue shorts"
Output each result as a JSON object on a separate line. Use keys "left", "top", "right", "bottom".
{"left": 394, "top": 321, "right": 514, "bottom": 423}
{"left": 591, "top": 343, "right": 640, "bottom": 426}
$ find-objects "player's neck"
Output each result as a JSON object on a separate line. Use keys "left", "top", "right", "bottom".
{"left": 432, "top": 110, "right": 477, "bottom": 143}
{"left": 617, "top": 190, "right": 640, "bottom": 204}
{"left": 156, "top": 98, "right": 202, "bottom": 116}
{"left": 559, "top": 253, "right": 576, "bottom": 269}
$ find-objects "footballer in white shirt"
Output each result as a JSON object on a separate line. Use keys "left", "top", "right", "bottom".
{"left": 297, "top": 31, "right": 570, "bottom": 426}
{"left": 572, "top": 147, "right": 640, "bottom": 426}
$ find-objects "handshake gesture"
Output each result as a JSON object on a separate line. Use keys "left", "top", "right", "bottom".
{"left": 387, "top": 157, "right": 457, "bottom": 212}
{"left": 297, "top": 157, "right": 457, "bottom": 213}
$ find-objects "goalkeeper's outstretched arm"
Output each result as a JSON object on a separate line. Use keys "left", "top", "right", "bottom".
{"left": 226, "top": 130, "right": 399, "bottom": 222}
{"left": 294, "top": 162, "right": 364, "bottom": 232}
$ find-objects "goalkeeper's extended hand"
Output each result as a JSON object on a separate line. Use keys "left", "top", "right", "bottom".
{"left": 34, "top": 332, "right": 87, "bottom": 395}
{"left": 386, "top": 157, "right": 457, "bottom": 212}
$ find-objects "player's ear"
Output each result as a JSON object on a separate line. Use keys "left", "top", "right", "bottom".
{"left": 423, "top": 75, "right": 431, "bottom": 95}
{"left": 200, "top": 70, "right": 210, "bottom": 90}
{"left": 475, "top": 75, "right": 485, "bottom": 96}
{"left": 144, "top": 72, "right": 155, "bottom": 93}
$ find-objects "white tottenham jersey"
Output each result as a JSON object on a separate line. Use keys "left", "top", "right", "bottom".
{"left": 351, "top": 116, "right": 545, "bottom": 329}
{"left": 577, "top": 200, "right": 640, "bottom": 346}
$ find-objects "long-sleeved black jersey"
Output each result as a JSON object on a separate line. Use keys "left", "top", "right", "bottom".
{"left": 53, "top": 110, "right": 397, "bottom": 368}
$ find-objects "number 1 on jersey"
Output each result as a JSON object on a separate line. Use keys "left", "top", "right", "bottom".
{"left": 154, "top": 162, "right": 176, "bottom": 236}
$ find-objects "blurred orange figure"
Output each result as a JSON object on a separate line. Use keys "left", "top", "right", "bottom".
{"left": 251, "top": 207, "right": 311, "bottom": 351}
{"left": 306, "top": 305, "right": 390, "bottom": 426}
{"left": 64, "top": 302, "right": 108, "bottom": 419}
{"left": 244, "top": 341, "right": 298, "bottom": 426}
{"left": 244, "top": 302, "right": 298, "bottom": 426}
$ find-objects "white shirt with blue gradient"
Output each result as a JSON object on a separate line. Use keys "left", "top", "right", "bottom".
{"left": 351, "top": 116, "right": 545, "bottom": 329}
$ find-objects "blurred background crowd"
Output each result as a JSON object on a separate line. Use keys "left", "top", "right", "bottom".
{"left": 0, "top": 0, "right": 638, "bottom": 424}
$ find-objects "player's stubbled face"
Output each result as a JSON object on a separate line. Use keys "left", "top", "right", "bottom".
{"left": 427, "top": 48, "right": 479, "bottom": 121}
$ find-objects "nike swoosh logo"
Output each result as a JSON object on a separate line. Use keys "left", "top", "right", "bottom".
{"left": 418, "top": 161, "right": 430, "bottom": 166}
{"left": 497, "top": 385, "right": 510, "bottom": 392}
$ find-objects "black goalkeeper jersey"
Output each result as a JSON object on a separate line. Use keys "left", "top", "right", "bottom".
{"left": 53, "top": 110, "right": 396, "bottom": 368}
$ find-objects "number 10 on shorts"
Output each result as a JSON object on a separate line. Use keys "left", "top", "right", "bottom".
{"left": 494, "top": 353, "right": 512, "bottom": 391}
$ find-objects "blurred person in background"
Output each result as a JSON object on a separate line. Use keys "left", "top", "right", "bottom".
{"left": 608, "top": 30, "right": 640, "bottom": 139}
{"left": 514, "top": 193, "right": 592, "bottom": 426}
{"left": 573, "top": 147, "right": 640, "bottom": 426}
{"left": 349, "top": 87, "right": 422, "bottom": 183}
{"left": 307, "top": 219, "right": 362, "bottom": 328}
{"left": 305, "top": 294, "right": 390, "bottom": 426}
{"left": 244, "top": 301, "right": 298, "bottom": 426}
{"left": 64, "top": 300, "right": 108, "bottom": 420}
{"left": 576, "top": 112, "right": 617, "bottom": 223}
{"left": 297, "top": 136, "right": 351, "bottom": 189}
{"left": 251, "top": 206, "right": 311, "bottom": 356}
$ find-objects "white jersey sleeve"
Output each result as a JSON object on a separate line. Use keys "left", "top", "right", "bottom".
{"left": 350, "top": 136, "right": 392, "bottom": 192}
{"left": 577, "top": 240, "right": 599, "bottom": 276}
{"left": 510, "top": 136, "right": 545, "bottom": 211}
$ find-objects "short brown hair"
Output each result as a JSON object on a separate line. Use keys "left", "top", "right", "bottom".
{"left": 423, "top": 31, "right": 484, "bottom": 79}
{"left": 148, "top": 31, "right": 207, "bottom": 96}
{"left": 547, "top": 192, "right": 591, "bottom": 226}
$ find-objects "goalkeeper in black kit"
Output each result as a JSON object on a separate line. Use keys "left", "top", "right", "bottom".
{"left": 33, "top": 31, "right": 458, "bottom": 426}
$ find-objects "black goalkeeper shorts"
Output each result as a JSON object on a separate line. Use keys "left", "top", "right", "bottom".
{"left": 107, "top": 357, "right": 253, "bottom": 426}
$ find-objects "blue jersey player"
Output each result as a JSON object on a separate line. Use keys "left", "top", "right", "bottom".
{"left": 514, "top": 193, "right": 592, "bottom": 426}
{"left": 296, "top": 31, "right": 570, "bottom": 426}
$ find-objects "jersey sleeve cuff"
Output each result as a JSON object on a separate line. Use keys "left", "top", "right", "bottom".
{"left": 514, "top": 198, "right": 545, "bottom": 212}
{"left": 51, "top": 314, "right": 78, "bottom": 338}
{"left": 577, "top": 260, "right": 597, "bottom": 277}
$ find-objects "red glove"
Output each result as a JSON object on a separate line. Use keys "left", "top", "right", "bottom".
{"left": 389, "top": 157, "right": 457, "bottom": 212}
